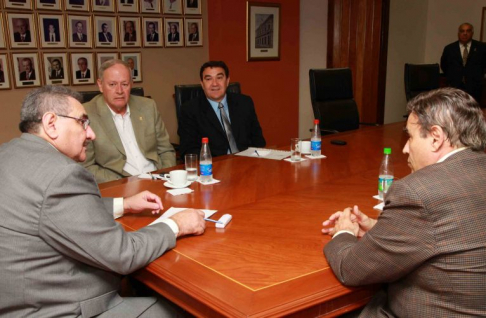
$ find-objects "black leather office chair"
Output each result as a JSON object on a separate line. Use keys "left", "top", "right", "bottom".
{"left": 78, "top": 87, "right": 145, "bottom": 103}
{"left": 404, "top": 63, "right": 440, "bottom": 101}
{"left": 309, "top": 68, "right": 368, "bottom": 134}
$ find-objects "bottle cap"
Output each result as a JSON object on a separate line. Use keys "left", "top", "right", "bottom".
{"left": 384, "top": 148, "right": 391, "bottom": 154}
{"left": 314, "top": 119, "right": 319, "bottom": 125}
{"left": 202, "top": 137, "right": 208, "bottom": 143}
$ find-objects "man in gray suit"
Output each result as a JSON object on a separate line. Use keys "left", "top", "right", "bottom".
{"left": 0, "top": 85, "right": 206, "bottom": 317}
{"left": 322, "top": 88, "right": 486, "bottom": 317}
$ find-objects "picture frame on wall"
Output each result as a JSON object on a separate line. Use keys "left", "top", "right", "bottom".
{"left": 0, "top": 13, "right": 6, "bottom": 49}
{"left": 94, "top": 16, "right": 117, "bottom": 48}
{"left": 43, "top": 52, "right": 69, "bottom": 85}
{"left": 97, "top": 52, "right": 118, "bottom": 68}
{"left": 164, "top": 17, "right": 183, "bottom": 47}
{"left": 65, "top": 0, "right": 89, "bottom": 11}
{"left": 92, "top": 0, "right": 115, "bottom": 12}
{"left": 12, "top": 52, "right": 41, "bottom": 88}
{"left": 35, "top": 0, "right": 62, "bottom": 11}
{"left": 142, "top": 17, "right": 162, "bottom": 47}
{"left": 185, "top": 18, "right": 202, "bottom": 47}
{"left": 121, "top": 52, "right": 141, "bottom": 82}
{"left": 0, "top": 54, "right": 12, "bottom": 90}
{"left": 481, "top": 7, "right": 486, "bottom": 42}
{"left": 7, "top": 13, "right": 38, "bottom": 49}
{"left": 141, "top": 0, "right": 160, "bottom": 14}
{"left": 247, "top": 2, "right": 281, "bottom": 61}
{"left": 117, "top": 0, "right": 138, "bottom": 13}
{"left": 39, "top": 14, "right": 67, "bottom": 49}
{"left": 4, "top": 0, "right": 32, "bottom": 10}
{"left": 119, "top": 16, "right": 141, "bottom": 47}
{"left": 68, "top": 15, "right": 92, "bottom": 48}
{"left": 70, "top": 52, "right": 95, "bottom": 85}
{"left": 183, "top": 0, "right": 200, "bottom": 15}
{"left": 163, "top": 0, "right": 181, "bottom": 14}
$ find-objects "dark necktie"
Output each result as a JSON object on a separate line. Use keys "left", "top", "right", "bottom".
{"left": 462, "top": 45, "right": 468, "bottom": 67}
{"left": 218, "top": 103, "right": 238, "bottom": 154}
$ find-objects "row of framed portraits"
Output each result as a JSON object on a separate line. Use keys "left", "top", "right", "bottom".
{"left": 0, "top": 13, "right": 202, "bottom": 48}
{"left": 0, "top": 51, "right": 142, "bottom": 89}
{"left": 3, "top": 0, "right": 201, "bottom": 14}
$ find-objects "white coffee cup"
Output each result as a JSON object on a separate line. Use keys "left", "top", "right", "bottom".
{"left": 300, "top": 141, "right": 311, "bottom": 154}
{"left": 164, "top": 170, "right": 188, "bottom": 187}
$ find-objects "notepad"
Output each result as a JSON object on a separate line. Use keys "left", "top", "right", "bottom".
{"left": 235, "top": 147, "right": 291, "bottom": 160}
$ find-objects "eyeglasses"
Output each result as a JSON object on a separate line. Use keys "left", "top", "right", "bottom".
{"left": 56, "top": 114, "right": 90, "bottom": 130}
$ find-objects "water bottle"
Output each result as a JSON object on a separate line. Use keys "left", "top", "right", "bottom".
{"left": 311, "top": 119, "right": 321, "bottom": 157}
{"left": 378, "top": 147, "right": 394, "bottom": 199}
{"left": 199, "top": 137, "right": 213, "bottom": 183}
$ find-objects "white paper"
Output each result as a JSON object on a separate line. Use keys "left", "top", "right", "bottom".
{"left": 167, "top": 188, "right": 194, "bottom": 196}
{"left": 284, "top": 157, "right": 308, "bottom": 162}
{"left": 235, "top": 147, "right": 291, "bottom": 160}
{"left": 150, "top": 207, "right": 217, "bottom": 225}
{"left": 138, "top": 173, "right": 166, "bottom": 180}
{"left": 305, "top": 154, "right": 326, "bottom": 159}
{"left": 196, "top": 177, "right": 221, "bottom": 185}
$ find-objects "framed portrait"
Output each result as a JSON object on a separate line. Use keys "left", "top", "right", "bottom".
{"left": 4, "top": 0, "right": 32, "bottom": 10}
{"left": 141, "top": 0, "right": 159, "bottom": 13}
{"left": 121, "top": 52, "right": 141, "bottom": 82}
{"left": 481, "top": 8, "right": 486, "bottom": 42}
{"left": 185, "top": 18, "right": 202, "bottom": 47}
{"left": 12, "top": 53, "right": 41, "bottom": 88}
{"left": 162, "top": 0, "right": 181, "bottom": 14}
{"left": 0, "top": 54, "right": 12, "bottom": 90}
{"left": 117, "top": 0, "right": 138, "bottom": 13}
{"left": 65, "top": 0, "right": 89, "bottom": 11}
{"left": 0, "top": 14, "right": 6, "bottom": 49}
{"left": 43, "top": 52, "right": 69, "bottom": 85}
{"left": 94, "top": 16, "right": 118, "bottom": 48}
{"left": 119, "top": 16, "right": 141, "bottom": 47}
{"left": 68, "top": 15, "right": 92, "bottom": 48}
{"left": 247, "top": 2, "right": 281, "bottom": 61}
{"left": 143, "top": 17, "right": 162, "bottom": 47}
{"left": 35, "top": 0, "right": 61, "bottom": 10}
{"left": 97, "top": 52, "right": 118, "bottom": 68}
{"left": 92, "top": 0, "right": 114, "bottom": 12}
{"left": 70, "top": 52, "right": 95, "bottom": 85}
{"left": 183, "top": 0, "right": 200, "bottom": 15}
{"left": 164, "top": 18, "right": 183, "bottom": 47}
{"left": 39, "top": 14, "right": 67, "bottom": 49}
{"left": 7, "top": 13, "right": 38, "bottom": 49}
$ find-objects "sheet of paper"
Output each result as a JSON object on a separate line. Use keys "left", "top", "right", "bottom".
{"left": 149, "top": 207, "right": 217, "bottom": 226}
{"left": 235, "top": 147, "right": 291, "bottom": 160}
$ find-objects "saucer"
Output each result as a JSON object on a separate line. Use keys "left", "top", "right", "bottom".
{"left": 164, "top": 181, "right": 192, "bottom": 189}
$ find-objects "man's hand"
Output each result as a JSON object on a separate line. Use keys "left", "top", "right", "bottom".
{"left": 124, "top": 191, "right": 163, "bottom": 215}
{"left": 322, "top": 205, "right": 377, "bottom": 238}
{"left": 351, "top": 205, "right": 377, "bottom": 237}
{"left": 170, "top": 209, "right": 206, "bottom": 237}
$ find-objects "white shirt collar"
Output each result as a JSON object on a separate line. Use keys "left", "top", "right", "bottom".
{"left": 437, "top": 147, "right": 468, "bottom": 163}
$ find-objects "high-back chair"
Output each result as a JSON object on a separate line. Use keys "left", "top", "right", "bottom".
{"left": 404, "top": 63, "right": 440, "bottom": 101}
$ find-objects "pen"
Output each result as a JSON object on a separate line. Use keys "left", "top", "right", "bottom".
{"left": 204, "top": 218, "right": 223, "bottom": 224}
{"left": 255, "top": 150, "right": 260, "bottom": 157}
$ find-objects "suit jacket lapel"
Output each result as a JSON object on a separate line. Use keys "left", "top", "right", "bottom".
{"left": 129, "top": 98, "right": 146, "bottom": 155}
{"left": 201, "top": 96, "right": 226, "bottom": 137}
{"left": 95, "top": 96, "right": 126, "bottom": 156}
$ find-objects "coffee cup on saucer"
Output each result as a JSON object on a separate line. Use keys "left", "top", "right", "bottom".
{"left": 163, "top": 170, "right": 188, "bottom": 188}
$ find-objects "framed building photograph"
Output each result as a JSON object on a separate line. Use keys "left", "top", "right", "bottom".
{"left": 7, "top": 13, "right": 38, "bottom": 49}
{"left": 92, "top": 0, "right": 114, "bottom": 12}
{"left": 68, "top": 15, "right": 92, "bottom": 48}
{"left": 12, "top": 52, "right": 41, "bottom": 88}
{"left": 247, "top": 2, "right": 281, "bottom": 61}
{"left": 0, "top": 14, "right": 6, "bottom": 49}
{"left": 94, "top": 16, "right": 117, "bottom": 48}
{"left": 164, "top": 18, "right": 183, "bottom": 47}
{"left": 65, "top": 0, "right": 89, "bottom": 11}
{"left": 43, "top": 52, "right": 69, "bottom": 85}
{"left": 0, "top": 54, "right": 12, "bottom": 90}
{"left": 141, "top": 0, "right": 159, "bottom": 13}
{"left": 117, "top": 0, "right": 138, "bottom": 13}
{"left": 163, "top": 0, "right": 181, "bottom": 14}
{"left": 183, "top": 0, "right": 200, "bottom": 15}
{"left": 97, "top": 52, "right": 118, "bottom": 68}
{"left": 35, "top": 0, "right": 62, "bottom": 10}
{"left": 143, "top": 17, "right": 162, "bottom": 47}
{"left": 119, "top": 16, "right": 141, "bottom": 47}
{"left": 70, "top": 52, "right": 95, "bottom": 85}
{"left": 4, "top": 0, "right": 32, "bottom": 10}
{"left": 185, "top": 18, "right": 202, "bottom": 47}
{"left": 39, "top": 14, "right": 66, "bottom": 49}
{"left": 121, "top": 52, "right": 141, "bottom": 82}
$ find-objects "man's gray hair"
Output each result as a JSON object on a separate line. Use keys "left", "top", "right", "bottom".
{"left": 19, "top": 85, "right": 82, "bottom": 133}
{"left": 407, "top": 87, "right": 486, "bottom": 151}
{"left": 98, "top": 59, "right": 131, "bottom": 81}
{"left": 459, "top": 22, "right": 474, "bottom": 32}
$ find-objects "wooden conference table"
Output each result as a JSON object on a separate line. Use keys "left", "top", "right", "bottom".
{"left": 99, "top": 122, "right": 411, "bottom": 317}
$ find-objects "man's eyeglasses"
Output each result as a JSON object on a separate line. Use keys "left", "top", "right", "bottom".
{"left": 56, "top": 114, "right": 90, "bottom": 130}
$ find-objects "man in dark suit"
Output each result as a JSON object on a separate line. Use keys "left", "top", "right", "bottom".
{"left": 188, "top": 22, "right": 199, "bottom": 41}
{"left": 19, "top": 58, "right": 35, "bottom": 81}
{"left": 187, "top": 0, "right": 197, "bottom": 8}
{"left": 98, "top": 23, "right": 113, "bottom": 42}
{"left": 178, "top": 61, "right": 266, "bottom": 157}
{"left": 72, "top": 21, "right": 87, "bottom": 43}
{"left": 13, "top": 19, "right": 31, "bottom": 43}
{"left": 0, "top": 85, "right": 205, "bottom": 317}
{"left": 44, "top": 22, "right": 60, "bottom": 42}
{"left": 146, "top": 22, "right": 159, "bottom": 42}
{"left": 49, "top": 59, "right": 64, "bottom": 79}
{"left": 75, "top": 57, "right": 90, "bottom": 79}
{"left": 440, "top": 23, "right": 486, "bottom": 102}
{"left": 322, "top": 88, "right": 486, "bottom": 317}
{"left": 124, "top": 21, "right": 136, "bottom": 42}
{"left": 167, "top": 23, "right": 179, "bottom": 42}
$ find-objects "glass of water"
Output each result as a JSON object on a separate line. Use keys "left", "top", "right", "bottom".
{"left": 290, "top": 138, "right": 301, "bottom": 162}
{"left": 185, "top": 154, "right": 198, "bottom": 181}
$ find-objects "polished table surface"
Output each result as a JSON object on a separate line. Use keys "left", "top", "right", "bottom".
{"left": 99, "top": 122, "right": 410, "bottom": 317}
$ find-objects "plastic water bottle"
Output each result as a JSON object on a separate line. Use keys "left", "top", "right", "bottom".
{"left": 378, "top": 147, "right": 394, "bottom": 199}
{"left": 199, "top": 137, "right": 213, "bottom": 183}
{"left": 311, "top": 119, "right": 322, "bottom": 157}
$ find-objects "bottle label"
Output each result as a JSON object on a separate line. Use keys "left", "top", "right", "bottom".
{"left": 311, "top": 140, "right": 321, "bottom": 151}
{"left": 378, "top": 176, "right": 394, "bottom": 193}
{"left": 200, "top": 164, "right": 212, "bottom": 176}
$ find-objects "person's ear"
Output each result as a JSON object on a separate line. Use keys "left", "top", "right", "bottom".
{"left": 42, "top": 112, "right": 59, "bottom": 139}
{"left": 430, "top": 125, "right": 446, "bottom": 151}
{"left": 97, "top": 78, "right": 103, "bottom": 92}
